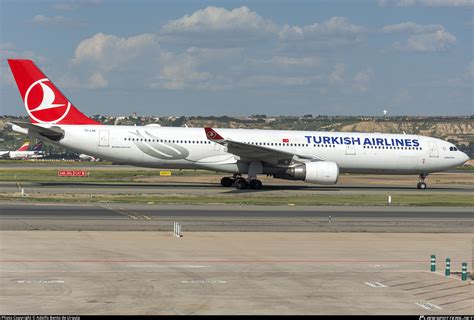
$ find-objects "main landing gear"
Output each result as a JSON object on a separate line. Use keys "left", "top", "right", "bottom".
{"left": 220, "top": 175, "right": 263, "bottom": 190}
{"left": 221, "top": 162, "right": 264, "bottom": 190}
{"left": 417, "top": 174, "right": 428, "bottom": 190}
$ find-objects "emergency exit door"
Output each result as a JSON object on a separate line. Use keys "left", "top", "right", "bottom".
{"left": 429, "top": 142, "right": 438, "bottom": 158}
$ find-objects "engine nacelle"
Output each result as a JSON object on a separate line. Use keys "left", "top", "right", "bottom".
{"left": 277, "top": 161, "right": 339, "bottom": 185}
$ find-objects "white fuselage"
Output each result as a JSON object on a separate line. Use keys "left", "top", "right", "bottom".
{"left": 3, "top": 150, "right": 44, "bottom": 159}
{"left": 40, "top": 125, "right": 468, "bottom": 176}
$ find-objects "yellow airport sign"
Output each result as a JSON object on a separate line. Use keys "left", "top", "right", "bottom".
{"left": 160, "top": 171, "right": 172, "bottom": 176}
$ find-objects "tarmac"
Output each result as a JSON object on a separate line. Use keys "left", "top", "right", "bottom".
{"left": 0, "top": 163, "right": 472, "bottom": 314}
{"left": 0, "top": 231, "right": 472, "bottom": 315}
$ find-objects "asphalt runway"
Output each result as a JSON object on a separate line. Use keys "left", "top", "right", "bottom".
{"left": 1, "top": 181, "right": 473, "bottom": 196}
{"left": 1, "top": 203, "right": 473, "bottom": 232}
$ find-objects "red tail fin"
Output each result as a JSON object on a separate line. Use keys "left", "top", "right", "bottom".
{"left": 17, "top": 142, "right": 30, "bottom": 151}
{"left": 7, "top": 59, "right": 100, "bottom": 125}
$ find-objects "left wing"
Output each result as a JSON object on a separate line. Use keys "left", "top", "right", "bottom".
{"left": 204, "top": 127, "right": 323, "bottom": 162}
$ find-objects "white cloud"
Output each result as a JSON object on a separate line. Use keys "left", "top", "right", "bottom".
{"left": 393, "top": 89, "right": 413, "bottom": 104}
{"left": 378, "top": 0, "right": 418, "bottom": 6}
{"left": 161, "top": 7, "right": 367, "bottom": 50}
{"left": 53, "top": 0, "right": 103, "bottom": 11}
{"left": 378, "top": 0, "right": 473, "bottom": 6}
{"left": 72, "top": 33, "right": 158, "bottom": 70}
{"left": 240, "top": 75, "right": 316, "bottom": 87}
{"left": 352, "top": 68, "right": 374, "bottom": 93}
{"left": 31, "top": 14, "right": 75, "bottom": 26}
{"left": 68, "top": 33, "right": 159, "bottom": 89}
{"left": 280, "top": 56, "right": 321, "bottom": 67}
{"left": 151, "top": 51, "right": 212, "bottom": 90}
{"left": 381, "top": 22, "right": 442, "bottom": 34}
{"left": 467, "top": 61, "right": 474, "bottom": 79}
{"left": 442, "top": 61, "right": 474, "bottom": 88}
{"left": 0, "top": 43, "right": 20, "bottom": 62}
{"left": 382, "top": 22, "right": 456, "bottom": 52}
{"left": 160, "top": 6, "right": 277, "bottom": 46}
{"left": 400, "top": 30, "right": 456, "bottom": 52}
{"left": 88, "top": 72, "right": 108, "bottom": 88}
{"left": 0, "top": 43, "right": 46, "bottom": 86}
{"left": 279, "top": 17, "right": 367, "bottom": 47}
{"left": 419, "top": 0, "right": 474, "bottom": 6}
{"left": 329, "top": 63, "right": 345, "bottom": 84}
{"left": 259, "top": 56, "right": 321, "bottom": 68}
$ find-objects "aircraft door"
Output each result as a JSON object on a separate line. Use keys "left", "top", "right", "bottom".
{"left": 429, "top": 142, "right": 438, "bottom": 158}
{"left": 345, "top": 145, "right": 355, "bottom": 155}
{"left": 99, "top": 130, "right": 109, "bottom": 147}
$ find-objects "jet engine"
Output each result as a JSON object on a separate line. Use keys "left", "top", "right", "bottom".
{"left": 274, "top": 161, "right": 339, "bottom": 185}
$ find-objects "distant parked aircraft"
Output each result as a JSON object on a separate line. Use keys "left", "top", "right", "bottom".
{"left": 79, "top": 154, "right": 99, "bottom": 161}
{"left": 0, "top": 141, "right": 44, "bottom": 159}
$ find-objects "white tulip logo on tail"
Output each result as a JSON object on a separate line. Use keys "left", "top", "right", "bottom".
{"left": 24, "top": 78, "right": 71, "bottom": 123}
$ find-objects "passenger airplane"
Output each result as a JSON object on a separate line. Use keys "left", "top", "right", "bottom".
{"left": 0, "top": 141, "right": 29, "bottom": 158}
{"left": 0, "top": 141, "right": 44, "bottom": 159}
{"left": 6, "top": 59, "right": 469, "bottom": 189}
{"left": 79, "top": 154, "right": 100, "bottom": 161}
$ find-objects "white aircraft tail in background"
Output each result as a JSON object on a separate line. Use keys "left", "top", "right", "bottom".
{"left": 0, "top": 141, "right": 45, "bottom": 159}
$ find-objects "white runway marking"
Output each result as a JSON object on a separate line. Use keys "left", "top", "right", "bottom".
{"left": 181, "top": 280, "right": 227, "bottom": 284}
{"left": 415, "top": 302, "right": 442, "bottom": 310}
{"left": 127, "top": 265, "right": 209, "bottom": 268}
{"left": 364, "top": 282, "right": 387, "bottom": 287}
{"left": 17, "top": 280, "right": 65, "bottom": 284}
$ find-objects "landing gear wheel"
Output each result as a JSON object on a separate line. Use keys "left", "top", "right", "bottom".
{"left": 221, "top": 177, "right": 234, "bottom": 187}
{"left": 417, "top": 182, "right": 427, "bottom": 190}
{"left": 235, "top": 178, "right": 248, "bottom": 190}
{"left": 249, "top": 179, "right": 263, "bottom": 190}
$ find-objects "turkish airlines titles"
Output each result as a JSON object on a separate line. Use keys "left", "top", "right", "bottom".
{"left": 305, "top": 135, "right": 420, "bottom": 147}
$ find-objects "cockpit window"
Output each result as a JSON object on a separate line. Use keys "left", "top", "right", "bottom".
{"left": 449, "top": 146, "right": 458, "bottom": 151}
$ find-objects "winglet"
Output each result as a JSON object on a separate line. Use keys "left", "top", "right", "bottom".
{"left": 204, "top": 127, "right": 224, "bottom": 141}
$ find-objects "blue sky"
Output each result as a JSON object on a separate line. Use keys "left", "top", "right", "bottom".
{"left": 1, "top": 0, "right": 472, "bottom": 117}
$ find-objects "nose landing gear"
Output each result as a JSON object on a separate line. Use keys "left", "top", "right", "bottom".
{"left": 417, "top": 174, "right": 428, "bottom": 189}
{"left": 417, "top": 182, "right": 427, "bottom": 189}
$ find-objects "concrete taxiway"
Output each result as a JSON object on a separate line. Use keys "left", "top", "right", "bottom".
{"left": 0, "top": 164, "right": 472, "bottom": 314}
{"left": 0, "top": 231, "right": 472, "bottom": 314}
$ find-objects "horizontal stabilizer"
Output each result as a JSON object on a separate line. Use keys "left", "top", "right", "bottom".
{"left": 9, "top": 121, "right": 64, "bottom": 141}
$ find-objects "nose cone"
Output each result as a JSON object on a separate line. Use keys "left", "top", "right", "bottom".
{"left": 460, "top": 152, "right": 469, "bottom": 165}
